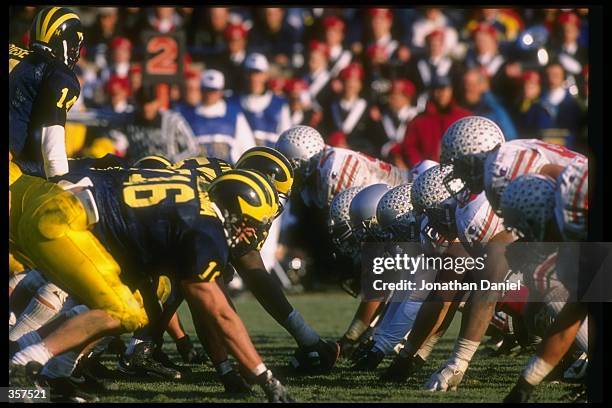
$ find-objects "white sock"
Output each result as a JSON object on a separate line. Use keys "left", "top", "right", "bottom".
{"left": 125, "top": 337, "right": 144, "bottom": 357}
{"left": 416, "top": 332, "right": 443, "bottom": 360}
{"left": 448, "top": 338, "right": 480, "bottom": 372}
{"left": 9, "top": 297, "right": 57, "bottom": 341}
{"left": 9, "top": 272, "right": 27, "bottom": 292}
{"left": 11, "top": 342, "right": 54, "bottom": 366}
{"left": 522, "top": 355, "right": 554, "bottom": 386}
{"left": 252, "top": 363, "right": 268, "bottom": 377}
{"left": 9, "top": 311, "right": 17, "bottom": 328}
{"left": 40, "top": 351, "right": 79, "bottom": 379}
{"left": 16, "top": 331, "right": 42, "bottom": 350}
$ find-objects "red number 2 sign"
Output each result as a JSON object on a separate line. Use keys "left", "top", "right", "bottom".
{"left": 146, "top": 36, "right": 179, "bottom": 76}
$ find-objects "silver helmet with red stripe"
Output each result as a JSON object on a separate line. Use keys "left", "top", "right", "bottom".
{"left": 440, "top": 116, "right": 505, "bottom": 195}
{"left": 500, "top": 174, "right": 557, "bottom": 242}
{"left": 349, "top": 183, "right": 393, "bottom": 243}
{"left": 328, "top": 186, "right": 365, "bottom": 258}
{"left": 275, "top": 126, "right": 325, "bottom": 179}
{"left": 376, "top": 183, "right": 419, "bottom": 242}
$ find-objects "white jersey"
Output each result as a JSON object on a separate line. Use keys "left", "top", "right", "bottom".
{"left": 455, "top": 191, "right": 505, "bottom": 256}
{"left": 301, "top": 146, "right": 409, "bottom": 209}
{"left": 484, "top": 139, "right": 586, "bottom": 212}
{"left": 555, "top": 157, "right": 588, "bottom": 241}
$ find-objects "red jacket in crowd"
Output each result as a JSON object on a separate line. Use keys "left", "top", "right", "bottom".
{"left": 396, "top": 101, "right": 472, "bottom": 167}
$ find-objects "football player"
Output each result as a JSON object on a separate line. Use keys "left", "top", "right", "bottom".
{"left": 9, "top": 7, "right": 83, "bottom": 178}
{"left": 8, "top": 162, "right": 293, "bottom": 402}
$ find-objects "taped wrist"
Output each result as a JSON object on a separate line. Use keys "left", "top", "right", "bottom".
{"left": 344, "top": 318, "right": 369, "bottom": 342}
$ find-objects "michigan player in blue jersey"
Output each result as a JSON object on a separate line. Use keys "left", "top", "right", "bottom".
{"left": 9, "top": 7, "right": 83, "bottom": 178}
{"left": 8, "top": 161, "right": 293, "bottom": 402}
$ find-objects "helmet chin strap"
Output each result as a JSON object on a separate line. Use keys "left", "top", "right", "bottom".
{"left": 63, "top": 40, "right": 69, "bottom": 66}
{"left": 210, "top": 202, "right": 232, "bottom": 245}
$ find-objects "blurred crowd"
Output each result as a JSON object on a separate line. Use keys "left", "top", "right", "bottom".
{"left": 9, "top": 6, "right": 590, "bottom": 167}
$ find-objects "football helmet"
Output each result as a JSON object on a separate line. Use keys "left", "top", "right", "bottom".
{"left": 440, "top": 116, "right": 505, "bottom": 196}
{"left": 29, "top": 7, "right": 84, "bottom": 70}
{"left": 235, "top": 146, "right": 294, "bottom": 216}
{"left": 376, "top": 183, "right": 419, "bottom": 242}
{"left": 499, "top": 174, "right": 557, "bottom": 242}
{"left": 132, "top": 155, "right": 173, "bottom": 169}
{"left": 275, "top": 126, "right": 325, "bottom": 179}
{"left": 207, "top": 169, "right": 279, "bottom": 257}
{"left": 411, "top": 165, "right": 464, "bottom": 242}
{"left": 174, "top": 156, "right": 233, "bottom": 182}
{"left": 349, "top": 184, "right": 393, "bottom": 243}
{"left": 328, "top": 186, "right": 364, "bottom": 258}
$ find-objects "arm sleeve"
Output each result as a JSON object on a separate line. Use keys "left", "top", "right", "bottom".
{"left": 41, "top": 125, "right": 69, "bottom": 178}
{"left": 233, "top": 113, "right": 257, "bottom": 163}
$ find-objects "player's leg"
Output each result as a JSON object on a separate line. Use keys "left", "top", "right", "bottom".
{"left": 181, "top": 278, "right": 292, "bottom": 402}
{"left": 504, "top": 302, "right": 587, "bottom": 402}
{"left": 9, "top": 270, "right": 47, "bottom": 327}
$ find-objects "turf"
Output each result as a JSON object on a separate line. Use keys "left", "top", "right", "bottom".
{"left": 97, "top": 291, "right": 577, "bottom": 403}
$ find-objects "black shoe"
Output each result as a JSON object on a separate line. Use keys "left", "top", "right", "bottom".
{"left": 152, "top": 347, "right": 191, "bottom": 375}
{"left": 9, "top": 361, "right": 42, "bottom": 388}
{"left": 38, "top": 376, "right": 100, "bottom": 403}
{"left": 74, "top": 353, "right": 117, "bottom": 380}
{"left": 220, "top": 369, "right": 252, "bottom": 394}
{"left": 175, "top": 335, "right": 199, "bottom": 364}
{"left": 352, "top": 349, "right": 385, "bottom": 371}
{"left": 503, "top": 376, "right": 535, "bottom": 403}
{"left": 118, "top": 342, "right": 182, "bottom": 380}
{"left": 107, "top": 336, "right": 126, "bottom": 356}
{"left": 289, "top": 339, "right": 340, "bottom": 373}
{"left": 381, "top": 353, "right": 426, "bottom": 383}
{"left": 9, "top": 340, "right": 20, "bottom": 359}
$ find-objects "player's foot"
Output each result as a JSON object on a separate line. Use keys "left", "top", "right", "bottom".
{"left": 424, "top": 364, "right": 465, "bottom": 391}
{"left": 381, "top": 353, "right": 426, "bottom": 383}
{"left": 503, "top": 376, "right": 534, "bottom": 403}
{"left": 74, "top": 353, "right": 116, "bottom": 380}
{"left": 107, "top": 336, "right": 126, "bottom": 356}
{"left": 219, "top": 369, "right": 252, "bottom": 394}
{"left": 152, "top": 347, "right": 191, "bottom": 375}
{"left": 289, "top": 339, "right": 340, "bottom": 373}
{"left": 175, "top": 335, "right": 200, "bottom": 364}
{"left": 352, "top": 349, "right": 385, "bottom": 371}
{"left": 38, "top": 376, "right": 100, "bottom": 403}
{"left": 118, "top": 342, "right": 182, "bottom": 380}
{"left": 258, "top": 370, "right": 294, "bottom": 403}
{"left": 9, "top": 339, "right": 20, "bottom": 359}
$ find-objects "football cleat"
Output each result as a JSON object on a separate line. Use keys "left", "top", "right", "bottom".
{"left": 381, "top": 353, "right": 426, "bottom": 383}
{"left": 9, "top": 361, "right": 42, "bottom": 388}
{"left": 219, "top": 370, "right": 252, "bottom": 394}
{"left": 424, "top": 363, "right": 465, "bottom": 391}
{"left": 118, "top": 342, "right": 182, "bottom": 380}
{"left": 38, "top": 375, "right": 100, "bottom": 403}
{"left": 352, "top": 349, "right": 385, "bottom": 371}
{"left": 153, "top": 347, "right": 191, "bottom": 375}
{"left": 503, "top": 376, "right": 535, "bottom": 403}
{"left": 175, "top": 335, "right": 202, "bottom": 364}
{"left": 289, "top": 339, "right": 340, "bottom": 373}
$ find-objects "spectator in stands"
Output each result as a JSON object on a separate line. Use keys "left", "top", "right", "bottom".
{"left": 173, "top": 69, "right": 202, "bottom": 121}
{"left": 411, "top": 7, "right": 459, "bottom": 55}
{"left": 100, "top": 37, "right": 133, "bottom": 85}
{"left": 304, "top": 40, "right": 333, "bottom": 109}
{"left": 234, "top": 53, "right": 291, "bottom": 147}
{"left": 460, "top": 68, "right": 517, "bottom": 139}
{"left": 322, "top": 16, "right": 353, "bottom": 78}
{"left": 249, "top": 8, "right": 300, "bottom": 68}
{"left": 123, "top": 86, "right": 199, "bottom": 162}
{"left": 464, "top": 8, "right": 524, "bottom": 43}
{"left": 285, "top": 78, "right": 323, "bottom": 128}
{"left": 179, "top": 69, "right": 256, "bottom": 164}
{"left": 209, "top": 22, "right": 249, "bottom": 94}
{"left": 324, "top": 63, "right": 385, "bottom": 157}
{"left": 512, "top": 70, "right": 542, "bottom": 138}
{"left": 550, "top": 11, "right": 587, "bottom": 98}
{"left": 268, "top": 77, "right": 288, "bottom": 97}
{"left": 408, "top": 28, "right": 463, "bottom": 109}
{"left": 522, "top": 61, "right": 584, "bottom": 148}
{"left": 189, "top": 7, "right": 231, "bottom": 61}
{"left": 465, "top": 22, "right": 509, "bottom": 96}
{"left": 87, "top": 8, "right": 123, "bottom": 70}
{"left": 374, "top": 79, "right": 419, "bottom": 162}
{"left": 394, "top": 75, "right": 471, "bottom": 167}
{"left": 128, "top": 64, "right": 143, "bottom": 98}
{"left": 105, "top": 75, "right": 134, "bottom": 114}
{"left": 365, "top": 8, "right": 410, "bottom": 64}
{"left": 146, "top": 6, "right": 184, "bottom": 34}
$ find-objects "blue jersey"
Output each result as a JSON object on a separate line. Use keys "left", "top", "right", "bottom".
{"left": 235, "top": 93, "right": 286, "bottom": 148}
{"left": 61, "top": 167, "right": 228, "bottom": 285}
{"left": 9, "top": 49, "right": 80, "bottom": 167}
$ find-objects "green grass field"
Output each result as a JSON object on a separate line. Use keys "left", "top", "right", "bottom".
{"left": 97, "top": 291, "right": 576, "bottom": 403}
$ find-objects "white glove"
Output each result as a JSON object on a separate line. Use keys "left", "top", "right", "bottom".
{"left": 424, "top": 362, "right": 465, "bottom": 392}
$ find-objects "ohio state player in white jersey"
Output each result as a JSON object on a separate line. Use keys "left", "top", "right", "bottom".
{"left": 554, "top": 157, "right": 588, "bottom": 241}
{"left": 484, "top": 139, "right": 587, "bottom": 212}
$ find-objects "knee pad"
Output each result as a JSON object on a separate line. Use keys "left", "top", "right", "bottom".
{"left": 107, "top": 286, "right": 150, "bottom": 333}
{"left": 18, "top": 270, "right": 48, "bottom": 294}
{"left": 37, "top": 283, "right": 69, "bottom": 311}
{"left": 35, "top": 193, "right": 88, "bottom": 240}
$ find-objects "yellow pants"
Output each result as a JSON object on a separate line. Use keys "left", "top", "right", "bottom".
{"left": 9, "top": 165, "right": 150, "bottom": 332}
